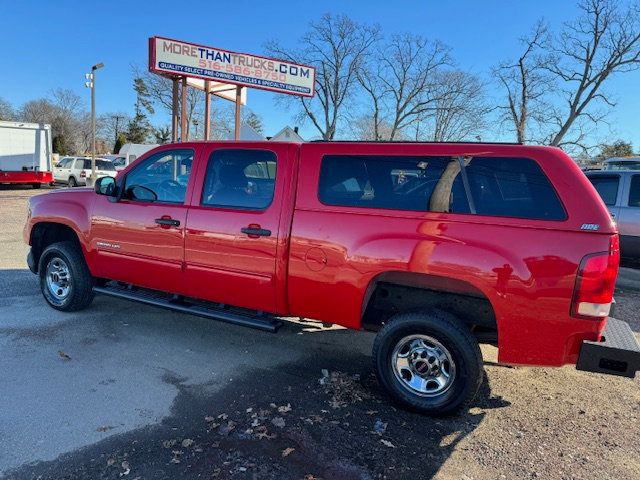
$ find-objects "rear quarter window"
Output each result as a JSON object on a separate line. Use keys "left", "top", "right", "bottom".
{"left": 318, "top": 154, "right": 565, "bottom": 221}
{"left": 464, "top": 157, "right": 566, "bottom": 220}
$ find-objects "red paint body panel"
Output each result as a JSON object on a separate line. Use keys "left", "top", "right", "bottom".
{"left": 1, "top": 171, "right": 53, "bottom": 184}
{"left": 25, "top": 141, "right": 618, "bottom": 368}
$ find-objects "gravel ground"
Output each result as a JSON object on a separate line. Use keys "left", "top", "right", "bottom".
{"left": 1, "top": 185, "right": 638, "bottom": 480}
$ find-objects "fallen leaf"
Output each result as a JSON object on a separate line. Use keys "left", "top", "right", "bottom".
{"left": 217, "top": 413, "right": 228, "bottom": 420}
{"left": 271, "top": 417, "right": 286, "bottom": 428}
{"left": 162, "top": 439, "right": 176, "bottom": 449}
{"left": 278, "top": 403, "right": 292, "bottom": 413}
{"left": 282, "top": 447, "right": 295, "bottom": 457}
{"left": 218, "top": 420, "right": 236, "bottom": 436}
{"left": 204, "top": 416, "right": 215, "bottom": 422}
{"left": 97, "top": 425, "right": 114, "bottom": 433}
{"left": 181, "top": 438, "right": 194, "bottom": 448}
{"left": 58, "top": 350, "right": 71, "bottom": 360}
{"left": 107, "top": 458, "right": 116, "bottom": 467}
{"left": 373, "top": 420, "right": 387, "bottom": 435}
{"left": 120, "top": 461, "right": 130, "bottom": 476}
{"left": 380, "top": 439, "right": 396, "bottom": 448}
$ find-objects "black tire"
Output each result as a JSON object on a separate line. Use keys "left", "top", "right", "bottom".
{"left": 32, "top": 183, "right": 42, "bottom": 189}
{"left": 68, "top": 177, "right": 77, "bottom": 187}
{"left": 373, "top": 311, "right": 483, "bottom": 416}
{"left": 38, "top": 241, "right": 94, "bottom": 311}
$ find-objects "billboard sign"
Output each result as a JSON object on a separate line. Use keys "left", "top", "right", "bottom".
{"left": 149, "top": 36, "right": 316, "bottom": 97}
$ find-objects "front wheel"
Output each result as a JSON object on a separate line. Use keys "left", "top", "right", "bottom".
{"left": 372, "top": 311, "right": 483, "bottom": 416}
{"left": 38, "top": 241, "right": 95, "bottom": 311}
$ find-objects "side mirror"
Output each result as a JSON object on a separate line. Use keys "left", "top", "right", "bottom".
{"left": 95, "top": 176, "right": 117, "bottom": 196}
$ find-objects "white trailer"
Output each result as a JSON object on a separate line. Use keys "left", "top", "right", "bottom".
{"left": 0, "top": 121, "right": 53, "bottom": 188}
{"left": 116, "top": 143, "right": 159, "bottom": 171}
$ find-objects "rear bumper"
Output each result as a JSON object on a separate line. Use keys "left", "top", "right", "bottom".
{"left": 576, "top": 318, "right": 640, "bottom": 378}
{"left": 0, "top": 171, "right": 53, "bottom": 184}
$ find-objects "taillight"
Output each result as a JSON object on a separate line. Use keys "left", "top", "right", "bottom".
{"left": 571, "top": 235, "right": 620, "bottom": 319}
{"left": 80, "top": 170, "right": 87, "bottom": 178}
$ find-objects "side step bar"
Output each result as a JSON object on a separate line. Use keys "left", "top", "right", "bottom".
{"left": 93, "top": 285, "right": 282, "bottom": 333}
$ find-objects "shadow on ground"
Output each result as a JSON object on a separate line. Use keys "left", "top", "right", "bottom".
{"left": 4, "top": 340, "right": 508, "bottom": 480}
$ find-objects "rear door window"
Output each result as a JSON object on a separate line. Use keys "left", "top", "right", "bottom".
{"left": 587, "top": 175, "right": 620, "bottom": 206}
{"left": 201, "top": 149, "right": 277, "bottom": 210}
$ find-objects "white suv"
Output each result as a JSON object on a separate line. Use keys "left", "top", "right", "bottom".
{"left": 53, "top": 157, "right": 117, "bottom": 187}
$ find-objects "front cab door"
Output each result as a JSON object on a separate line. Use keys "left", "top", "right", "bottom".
{"left": 89, "top": 147, "right": 196, "bottom": 294}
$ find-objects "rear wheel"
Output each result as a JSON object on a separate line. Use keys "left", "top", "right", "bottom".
{"left": 38, "top": 241, "right": 94, "bottom": 311}
{"left": 32, "top": 183, "right": 42, "bottom": 189}
{"left": 68, "top": 177, "right": 77, "bottom": 187}
{"left": 373, "top": 311, "right": 483, "bottom": 415}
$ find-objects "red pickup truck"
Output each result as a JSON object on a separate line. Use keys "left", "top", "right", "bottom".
{"left": 24, "top": 141, "right": 640, "bottom": 415}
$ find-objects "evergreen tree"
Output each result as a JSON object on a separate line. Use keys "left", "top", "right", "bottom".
{"left": 126, "top": 111, "right": 150, "bottom": 143}
{"left": 126, "top": 78, "right": 153, "bottom": 143}
{"left": 114, "top": 132, "right": 127, "bottom": 154}
{"left": 52, "top": 135, "right": 70, "bottom": 155}
{"left": 154, "top": 126, "right": 171, "bottom": 144}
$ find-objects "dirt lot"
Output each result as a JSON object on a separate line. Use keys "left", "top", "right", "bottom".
{"left": 1, "top": 185, "right": 639, "bottom": 480}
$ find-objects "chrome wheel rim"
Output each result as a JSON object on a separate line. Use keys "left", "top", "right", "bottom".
{"left": 46, "top": 257, "right": 71, "bottom": 301}
{"left": 391, "top": 334, "right": 456, "bottom": 397}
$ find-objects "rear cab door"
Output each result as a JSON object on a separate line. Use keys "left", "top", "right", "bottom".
{"left": 183, "top": 142, "right": 297, "bottom": 314}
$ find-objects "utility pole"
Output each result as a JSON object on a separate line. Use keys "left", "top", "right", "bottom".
{"left": 85, "top": 62, "right": 104, "bottom": 186}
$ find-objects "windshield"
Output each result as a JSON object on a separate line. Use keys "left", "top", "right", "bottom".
{"left": 82, "top": 159, "right": 116, "bottom": 171}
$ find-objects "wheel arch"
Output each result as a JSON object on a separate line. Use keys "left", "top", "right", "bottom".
{"left": 29, "top": 222, "right": 83, "bottom": 274}
{"left": 361, "top": 271, "right": 498, "bottom": 344}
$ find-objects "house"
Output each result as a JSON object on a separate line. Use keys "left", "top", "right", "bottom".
{"left": 268, "top": 126, "right": 304, "bottom": 143}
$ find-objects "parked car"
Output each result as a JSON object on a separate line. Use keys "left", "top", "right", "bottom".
{"left": 586, "top": 170, "right": 640, "bottom": 261}
{"left": 24, "top": 142, "right": 639, "bottom": 415}
{"left": 603, "top": 157, "right": 640, "bottom": 171}
{"left": 53, "top": 157, "right": 117, "bottom": 187}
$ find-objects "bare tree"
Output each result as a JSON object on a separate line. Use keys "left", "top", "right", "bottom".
{"left": 545, "top": 0, "right": 640, "bottom": 149}
{"left": 132, "top": 66, "right": 203, "bottom": 140}
{"left": 357, "top": 34, "right": 452, "bottom": 140}
{"left": 0, "top": 97, "right": 14, "bottom": 120}
{"left": 494, "top": 21, "right": 549, "bottom": 143}
{"left": 266, "top": 14, "right": 380, "bottom": 140}
{"left": 428, "top": 70, "right": 489, "bottom": 141}
{"left": 350, "top": 115, "right": 399, "bottom": 141}
{"left": 99, "top": 112, "right": 131, "bottom": 149}
{"left": 19, "top": 92, "right": 89, "bottom": 154}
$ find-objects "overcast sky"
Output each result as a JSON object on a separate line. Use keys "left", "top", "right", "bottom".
{"left": 1, "top": 0, "right": 639, "bottom": 149}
